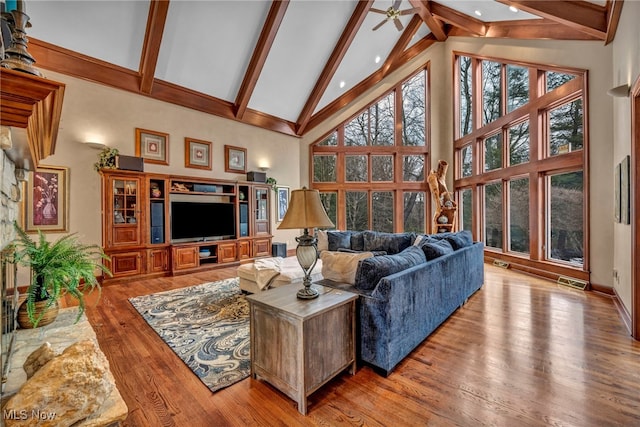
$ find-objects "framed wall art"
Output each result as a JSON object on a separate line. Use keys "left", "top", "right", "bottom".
{"left": 136, "top": 128, "right": 169, "bottom": 165}
{"left": 225, "top": 145, "right": 247, "bottom": 173}
{"left": 185, "top": 137, "right": 212, "bottom": 170}
{"left": 277, "top": 186, "right": 289, "bottom": 222}
{"left": 24, "top": 165, "right": 69, "bottom": 232}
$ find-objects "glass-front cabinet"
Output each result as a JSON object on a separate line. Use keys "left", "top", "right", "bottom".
{"left": 254, "top": 186, "right": 270, "bottom": 236}
{"left": 106, "top": 174, "right": 142, "bottom": 247}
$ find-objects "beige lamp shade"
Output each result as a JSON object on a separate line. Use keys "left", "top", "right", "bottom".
{"left": 277, "top": 187, "right": 334, "bottom": 230}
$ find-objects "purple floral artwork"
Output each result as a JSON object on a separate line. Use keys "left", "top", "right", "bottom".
{"left": 32, "top": 171, "right": 59, "bottom": 226}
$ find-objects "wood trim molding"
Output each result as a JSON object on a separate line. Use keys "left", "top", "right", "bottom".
{"left": 408, "top": 0, "right": 447, "bottom": 41}
{"left": 382, "top": 15, "right": 423, "bottom": 76}
{"left": 0, "top": 68, "right": 66, "bottom": 169}
{"left": 612, "top": 285, "right": 632, "bottom": 334}
{"left": 430, "top": 2, "right": 486, "bottom": 36}
{"left": 632, "top": 74, "right": 640, "bottom": 339}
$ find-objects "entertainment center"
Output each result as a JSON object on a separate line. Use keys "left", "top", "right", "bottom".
{"left": 100, "top": 170, "right": 272, "bottom": 282}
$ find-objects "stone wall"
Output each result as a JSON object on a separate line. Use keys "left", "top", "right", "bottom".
{"left": 1, "top": 140, "right": 21, "bottom": 251}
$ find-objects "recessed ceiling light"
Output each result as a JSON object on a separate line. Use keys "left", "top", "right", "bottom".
{"left": 339, "top": 81, "right": 346, "bottom": 89}
{"left": 474, "top": 10, "right": 482, "bottom": 17}
{"left": 509, "top": 6, "right": 518, "bottom": 12}
{"left": 375, "top": 55, "right": 381, "bottom": 64}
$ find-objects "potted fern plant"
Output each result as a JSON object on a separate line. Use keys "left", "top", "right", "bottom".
{"left": 12, "top": 222, "right": 112, "bottom": 328}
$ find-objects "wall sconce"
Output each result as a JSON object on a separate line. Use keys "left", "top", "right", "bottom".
{"left": 84, "top": 141, "right": 107, "bottom": 150}
{"left": 258, "top": 160, "right": 270, "bottom": 172}
{"left": 607, "top": 84, "right": 630, "bottom": 98}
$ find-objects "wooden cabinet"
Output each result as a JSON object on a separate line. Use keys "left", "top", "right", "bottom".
{"left": 108, "top": 251, "right": 144, "bottom": 277}
{"left": 147, "top": 248, "right": 169, "bottom": 273}
{"left": 247, "top": 285, "right": 358, "bottom": 415}
{"left": 101, "top": 171, "right": 272, "bottom": 280}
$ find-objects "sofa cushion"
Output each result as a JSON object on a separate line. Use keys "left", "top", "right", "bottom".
{"left": 363, "top": 231, "right": 413, "bottom": 255}
{"left": 350, "top": 231, "right": 365, "bottom": 251}
{"left": 321, "top": 251, "right": 374, "bottom": 284}
{"left": 418, "top": 238, "right": 454, "bottom": 260}
{"left": 328, "top": 231, "right": 352, "bottom": 251}
{"left": 354, "top": 246, "right": 426, "bottom": 291}
{"left": 316, "top": 230, "right": 328, "bottom": 252}
{"left": 431, "top": 230, "right": 473, "bottom": 250}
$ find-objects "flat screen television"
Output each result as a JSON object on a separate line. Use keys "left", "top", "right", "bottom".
{"left": 170, "top": 200, "right": 235, "bottom": 243}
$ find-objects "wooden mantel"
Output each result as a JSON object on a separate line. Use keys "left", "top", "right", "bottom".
{"left": 0, "top": 68, "right": 65, "bottom": 170}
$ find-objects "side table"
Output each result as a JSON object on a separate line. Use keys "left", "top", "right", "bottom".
{"left": 246, "top": 284, "right": 358, "bottom": 415}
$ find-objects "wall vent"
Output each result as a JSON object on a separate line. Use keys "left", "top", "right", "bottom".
{"left": 492, "top": 259, "right": 510, "bottom": 269}
{"left": 557, "top": 276, "right": 588, "bottom": 290}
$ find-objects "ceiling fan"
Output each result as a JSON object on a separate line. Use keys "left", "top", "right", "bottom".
{"left": 371, "top": 0, "right": 420, "bottom": 32}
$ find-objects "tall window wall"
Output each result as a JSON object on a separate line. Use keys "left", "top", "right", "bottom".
{"left": 454, "top": 54, "right": 588, "bottom": 278}
{"left": 312, "top": 68, "right": 429, "bottom": 233}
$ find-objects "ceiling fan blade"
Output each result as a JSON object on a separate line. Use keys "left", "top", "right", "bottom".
{"left": 399, "top": 8, "right": 420, "bottom": 15}
{"left": 370, "top": 8, "right": 388, "bottom": 14}
{"left": 394, "top": 18, "right": 404, "bottom": 31}
{"left": 373, "top": 18, "right": 389, "bottom": 31}
{"left": 392, "top": 0, "right": 402, "bottom": 10}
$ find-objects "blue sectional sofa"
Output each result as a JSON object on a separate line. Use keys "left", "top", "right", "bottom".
{"left": 317, "top": 230, "right": 484, "bottom": 375}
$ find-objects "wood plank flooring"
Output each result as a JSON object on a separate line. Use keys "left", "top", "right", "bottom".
{"left": 80, "top": 265, "right": 640, "bottom": 426}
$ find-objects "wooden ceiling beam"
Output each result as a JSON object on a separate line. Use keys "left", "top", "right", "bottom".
{"left": 382, "top": 15, "right": 423, "bottom": 75}
{"left": 430, "top": 2, "right": 486, "bottom": 36}
{"left": 497, "top": 0, "right": 607, "bottom": 40}
{"left": 604, "top": 0, "right": 624, "bottom": 45}
{"left": 139, "top": 0, "right": 170, "bottom": 94}
{"left": 408, "top": 0, "right": 447, "bottom": 41}
{"left": 449, "top": 18, "right": 601, "bottom": 41}
{"left": 235, "top": 0, "right": 289, "bottom": 120}
{"left": 295, "top": 0, "right": 374, "bottom": 135}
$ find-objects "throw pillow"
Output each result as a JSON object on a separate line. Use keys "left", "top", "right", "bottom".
{"left": 320, "top": 251, "right": 374, "bottom": 284}
{"left": 316, "top": 230, "right": 328, "bottom": 252}
{"left": 419, "top": 238, "right": 454, "bottom": 260}
{"left": 354, "top": 246, "right": 426, "bottom": 291}
{"left": 350, "top": 231, "right": 365, "bottom": 251}
{"left": 362, "top": 231, "right": 413, "bottom": 255}
{"left": 328, "top": 231, "right": 352, "bottom": 251}
{"left": 430, "top": 230, "right": 474, "bottom": 250}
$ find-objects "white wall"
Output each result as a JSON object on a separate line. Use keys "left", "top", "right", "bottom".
{"left": 611, "top": 0, "right": 640, "bottom": 313}
{"left": 302, "top": 37, "right": 616, "bottom": 290}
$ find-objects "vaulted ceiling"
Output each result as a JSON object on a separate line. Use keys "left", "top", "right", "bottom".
{"left": 21, "top": 0, "right": 622, "bottom": 137}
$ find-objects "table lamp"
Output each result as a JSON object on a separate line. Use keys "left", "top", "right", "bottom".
{"left": 277, "top": 187, "right": 334, "bottom": 299}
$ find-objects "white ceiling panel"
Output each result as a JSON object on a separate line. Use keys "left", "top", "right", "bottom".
{"left": 315, "top": 0, "right": 411, "bottom": 113}
{"left": 27, "top": 0, "right": 148, "bottom": 71}
{"left": 248, "top": 0, "right": 357, "bottom": 122}
{"left": 437, "top": 0, "right": 539, "bottom": 22}
{"left": 155, "top": 1, "right": 270, "bottom": 102}
{"left": 409, "top": 23, "right": 433, "bottom": 49}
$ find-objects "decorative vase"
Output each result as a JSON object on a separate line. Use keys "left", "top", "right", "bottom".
{"left": 42, "top": 198, "right": 56, "bottom": 219}
{"left": 17, "top": 299, "right": 59, "bottom": 329}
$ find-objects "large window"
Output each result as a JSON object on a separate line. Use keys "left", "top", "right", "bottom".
{"left": 312, "top": 68, "right": 429, "bottom": 232}
{"left": 454, "top": 54, "right": 587, "bottom": 276}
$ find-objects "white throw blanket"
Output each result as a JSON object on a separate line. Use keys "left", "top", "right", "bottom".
{"left": 251, "top": 256, "right": 322, "bottom": 290}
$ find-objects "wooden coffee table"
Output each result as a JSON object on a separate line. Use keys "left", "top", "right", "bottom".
{"left": 246, "top": 284, "right": 358, "bottom": 415}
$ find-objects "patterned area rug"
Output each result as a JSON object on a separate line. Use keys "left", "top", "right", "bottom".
{"left": 129, "top": 277, "right": 250, "bottom": 392}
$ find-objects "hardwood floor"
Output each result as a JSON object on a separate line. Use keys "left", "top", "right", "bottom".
{"left": 81, "top": 264, "right": 640, "bottom": 426}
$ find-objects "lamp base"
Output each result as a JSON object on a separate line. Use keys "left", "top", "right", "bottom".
{"left": 297, "top": 286, "right": 319, "bottom": 299}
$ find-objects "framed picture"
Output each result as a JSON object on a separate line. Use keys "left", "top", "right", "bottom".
{"left": 621, "top": 155, "right": 630, "bottom": 225}
{"left": 23, "top": 165, "right": 69, "bottom": 232}
{"left": 277, "top": 186, "right": 289, "bottom": 222}
{"left": 185, "top": 137, "right": 212, "bottom": 170}
{"left": 136, "top": 128, "right": 169, "bottom": 165}
{"left": 225, "top": 145, "right": 247, "bottom": 173}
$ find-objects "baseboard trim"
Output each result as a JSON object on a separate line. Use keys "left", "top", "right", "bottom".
{"left": 590, "top": 283, "right": 615, "bottom": 295}
{"left": 612, "top": 287, "right": 632, "bottom": 335}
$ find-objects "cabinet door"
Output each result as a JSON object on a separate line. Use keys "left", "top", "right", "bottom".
{"left": 253, "top": 186, "right": 270, "bottom": 236}
{"left": 107, "top": 176, "right": 142, "bottom": 247}
{"left": 218, "top": 243, "right": 237, "bottom": 263}
{"left": 173, "top": 247, "right": 199, "bottom": 270}
{"left": 254, "top": 238, "right": 272, "bottom": 258}
{"left": 148, "top": 248, "right": 169, "bottom": 273}
{"left": 237, "top": 240, "right": 252, "bottom": 260}
{"left": 108, "top": 251, "right": 144, "bottom": 278}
